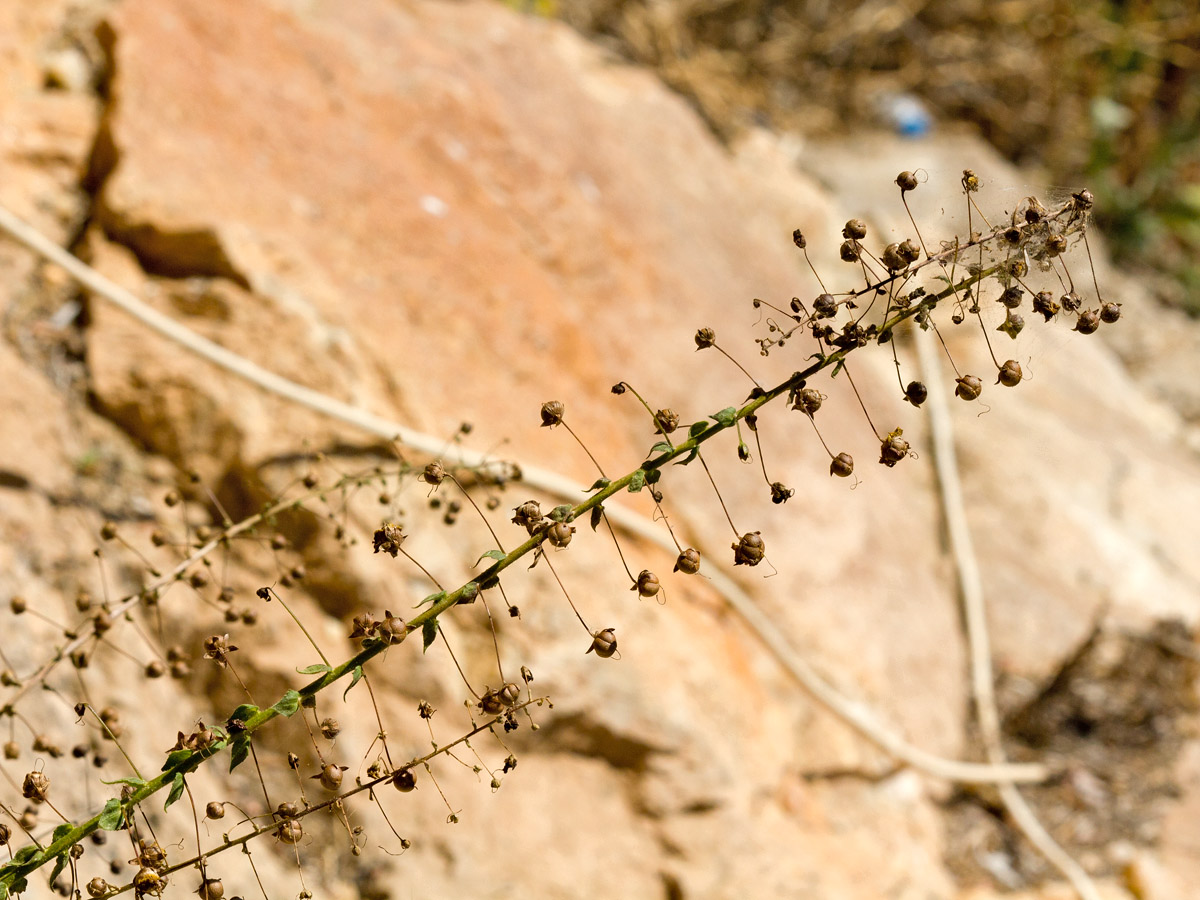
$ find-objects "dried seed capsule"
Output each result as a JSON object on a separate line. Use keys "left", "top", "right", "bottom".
{"left": 904, "top": 381, "right": 928, "bottom": 407}
{"left": 633, "top": 570, "right": 660, "bottom": 598}
{"left": 1004, "top": 225, "right": 1023, "bottom": 244}
{"left": 770, "top": 482, "right": 794, "bottom": 504}
{"left": 1061, "top": 291, "right": 1082, "bottom": 312}
{"left": 955, "top": 375, "right": 983, "bottom": 401}
{"left": 3, "top": 742, "right": 16, "bottom": 760}
{"left": 8, "top": 596, "right": 26, "bottom": 614}
{"left": 546, "top": 521, "right": 575, "bottom": 548}
{"left": 205, "top": 802, "right": 225, "bottom": 820}
{"left": 731, "top": 532, "right": 765, "bottom": 567}
{"left": 87, "top": 877, "right": 111, "bottom": 898}
{"left": 694, "top": 327, "right": 716, "bottom": 349}
{"left": 274, "top": 819, "right": 304, "bottom": 844}
{"left": 878, "top": 430, "right": 910, "bottom": 468}
{"left": 1033, "top": 291, "right": 1060, "bottom": 321}
{"left": 813, "top": 294, "right": 838, "bottom": 318}
{"left": 144, "top": 659, "right": 165, "bottom": 679}
{"left": 422, "top": 461, "right": 445, "bottom": 485}
{"left": 654, "top": 409, "right": 679, "bottom": 434}
{"left": 378, "top": 611, "right": 407, "bottom": 645}
{"left": 1074, "top": 309, "right": 1101, "bottom": 335}
{"left": 196, "top": 878, "right": 224, "bottom": 900}
{"left": 372, "top": 522, "right": 406, "bottom": 556}
{"left": 842, "top": 218, "right": 867, "bottom": 240}
{"left": 22, "top": 771, "right": 49, "bottom": 803}
{"left": 674, "top": 548, "right": 701, "bottom": 574}
{"left": 881, "top": 243, "right": 906, "bottom": 271}
{"left": 1100, "top": 301, "right": 1122, "bottom": 323}
{"left": 829, "top": 452, "right": 854, "bottom": 478}
{"left": 792, "top": 229, "right": 806, "bottom": 249}
{"left": 896, "top": 170, "right": 918, "bottom": 192}
{"left": 315, "top": 764, "right": 346, "bottom": 791}
{"left": 498, "top": 682, "right": 521, "bottom": 706}
{"left": 587, "top": 628, "right": 618, "bottom": 658}
{"left": 392, "top": 769, "right": 417, "bottom": 792}
{"left": 511, "top": 501, "right": 541, "bottom": 530}
{"left": 99, "top": 522, "right": 117, "bottom": 541}
{"left": 999, "top": 286, "right": 1024, "bottom": 309}
{"left": 478, "top": 689, "right": 505, "bottom": 715}
{"left": 898, "top": 239, "right": 920, "bottom": 264}
{"left": 793, "top": 387, "right": 823, "bottom": 416}
{"left": 1045, "top": 233, "right": 1068, "bottom": 256}
{"left": 839, "top": 240, "right": 861, "bottom": 263}
{"left": 320, "top": 718, "right": 340, "bottom": 739}
{"left": 132, "top": 868, "right": 164, "bottom": 897}
{"left": 997, "top": 311, "right": 1025, "bottom": 339}
{"left": 539, "top": 400, "right": 565, "bottom": 427}
{"left": 997, "top": 360, "right": 1023, "bottom": 387}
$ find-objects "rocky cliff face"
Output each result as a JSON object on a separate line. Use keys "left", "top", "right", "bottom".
{"left": 1, "top": 1, "right": 1198, "bottom": 898}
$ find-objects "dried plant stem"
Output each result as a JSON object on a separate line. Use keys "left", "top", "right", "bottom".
{"left": 0, "top": 203, "right": 1058, "bottom": 890}
{"left": 914, "top": 327, "right": 1101, "bottom": 900}
{"left": 0, "top": 202, "right": 1044, "bottom": 784}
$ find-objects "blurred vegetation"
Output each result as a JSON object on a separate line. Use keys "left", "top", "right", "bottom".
{"left": 547, "top": 0, "right": 1200, "bottom": 313}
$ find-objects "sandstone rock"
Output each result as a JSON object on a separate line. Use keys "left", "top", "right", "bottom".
{"left": 0, "top": 0, "right": 1196, "bottom": 897}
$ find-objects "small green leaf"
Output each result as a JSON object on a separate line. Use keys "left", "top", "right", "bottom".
{"left": 645, "top": 468, "right": 661, "bottom": 484}
{"left": 49, "top": 853, "right": 68, "bottom": 888}
{"left": 830, "top": 359, "right": 845, "bottom": 379}
{"left": 585, "top": 477, "right": 610, "bottom": 493}
{"left": 228, "top": 704, "right": 260, "bottom": 726}
{"left": 97, "top": 798, "right": 124, "bottom": 831}
{"left": 342, "top": 665, "right": 364, "bottom": 701}
{"left": 647, "top": 441, "right": 671, "bottom": 455}
{"left": 688, "top": 421, "right": 708, "bottom": 438}
{"left": 272, "top": 690, "right": 301, "bottom": 718}
{"left": 161, "top": 748, "right": 193, "bottom": 771}
{"left": 296, "top": 663, "right": 332, "bottom": 675}
{"left": 50, "top": 824, "right": 73, "bottom": 845}
{"left": 422, "top": 619, "right": 438, "bottom": 653}
{"left": 10, "top": 846, "right": 38, "bottom": 865}
{"left": 164, "top": 773, "right": 185, "bottom": 811}
{"left": 100, "top": 776, "right": 146, "bottom": 787}
{"left": 590, "top": 506, "right": 603, "bottom": 532}
{"left": 547, "top": 505, "right": 572, "bottom": 522}
{"left": 711, "top": 407, "right": 737, "bottom": 427}
{"left": 414, "top": 590, "right": 446, "bottom": 609}
{"left": 476, "top": 549, "right": 506, "bottom": 565}
{"left": 229, "top": 735, "right": 250, "bottom": 772}
{"left": 673, "top": 448, "right": 699, "bottom": 467}
{"left": 460, "top": 582, "right": 479, "bottom": 601}
{"left": 627, "top": 470, "right": 645, "bottom": 493}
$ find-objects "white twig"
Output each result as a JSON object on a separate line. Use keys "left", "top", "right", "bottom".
{"left": 0, "top": 201, "right": 1046, "bottom": 785}
{"left": 915, "top": 325, "right": 1101, "bottom": 899}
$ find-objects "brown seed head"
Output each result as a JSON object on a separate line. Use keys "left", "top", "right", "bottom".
{"left": 634, "top": 570, "right": 660, "bottom": 598}
{"left": 673, "top": 548, "right": 701, "bottom": 575}
{"left": 539, "top": 400, "right": 565, "bottom": 427}
{"left": 955, "top": 374, "right": 983, "bottom": 401}
{"left": 1074, "top": 309, "right": 1101, "bottom": 335}
{"left": 997, "top": 360, "right": 1023, "bottom": 387}
{"left": 587, "top": 628, "right": 618, "bottom": 658}
{"left": 731, "top": 532, "right": 765, "bottom": 567}
{"left": 830, "top": 452, "right": 854, "bottom": 478}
